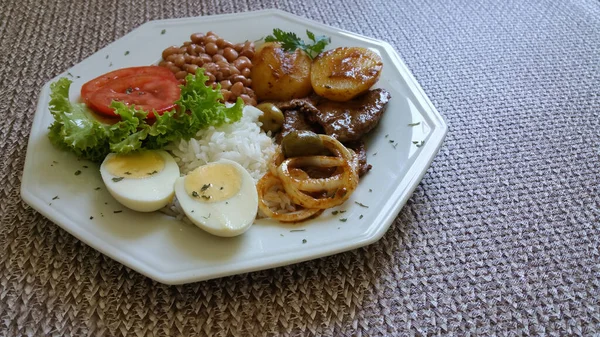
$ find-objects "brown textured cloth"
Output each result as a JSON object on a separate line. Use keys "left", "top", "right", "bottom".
{"left": 2, "top": 0, "right": 600, "bottom": 336}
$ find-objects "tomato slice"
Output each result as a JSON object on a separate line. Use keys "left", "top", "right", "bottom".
{"left": 88, "top": 74, "right": 181, "bottom": 118}
{"left": 81, "top": 66, "right": 176, "bottom": 103}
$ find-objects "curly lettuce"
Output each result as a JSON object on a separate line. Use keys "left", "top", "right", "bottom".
{"left": 47, "top": 69, "right": 243, "bottom": 162}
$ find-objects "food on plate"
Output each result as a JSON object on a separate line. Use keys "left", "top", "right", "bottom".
{"left": 48, "top": 71, "right": 243, "bottom": 162}
{"left": 174, "top": 160, "right": 258, "bottom": 237}
{"left": 281, "top": 130, "right": 327, "bottom": 158}
{"left": 272, "top": 89, "right": 390, "bottom": 142}
{"left": 257, "top": 134, "right": 359, "bottom": 222}
{"left": 311, "top": 47, "right": 383, "bottom": 101}
{"left": 250, "top": 42, "right": 313, "bottom": 101}
{"left": 86, "top": 73, "right": 180, "bottom": 118}
{"left": 47, "top": 26, "right": 393, "bottom": 231}
{"left": 256, "top": 103, "right": 284, "bottom": 133}
{"left": 307, "top": 88, "right": 391, "bottom": 142}
{"left": 158, "top": 31, "right": 257, "bottom": 106}
{"left": 100, "top": 150, "right": 180, "bottom": 212}
{"left": 80, "top": 66, "right": 176, "bottom": 106}
{"left": 263, "top": 28, "right": 330, "bottom": 59}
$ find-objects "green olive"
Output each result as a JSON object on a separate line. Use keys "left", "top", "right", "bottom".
{"left": 281, "top": 130, "right": 327, "bottom": 158}
{"left": 257, "top": 103, "right": 284, "bottom": 134}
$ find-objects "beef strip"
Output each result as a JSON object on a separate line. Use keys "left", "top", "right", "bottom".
{"left": 273, "top": 95, "right": 321, "bottom": 115}
{"left": 346, "top": 140, "right": 372, "bottom": 177}
{"left": 310, "top": 88, "right": 391, "bottom": 142}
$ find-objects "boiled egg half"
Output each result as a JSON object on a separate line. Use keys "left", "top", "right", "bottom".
{"left": 174, "top": 159, "right": 258, "bottom": 237}
{"left": 100, "top": 150, "right": 180, "bottom": 212}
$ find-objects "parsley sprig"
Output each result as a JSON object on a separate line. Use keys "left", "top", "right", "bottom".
{"left": 264, "top": 29, "right": 330, "bottom": 59}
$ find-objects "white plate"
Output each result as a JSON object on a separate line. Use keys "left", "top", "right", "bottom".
{"left": 21, "top": 9, "right": 447, "bottom": 285}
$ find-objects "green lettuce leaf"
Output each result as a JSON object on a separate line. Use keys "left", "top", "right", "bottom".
{"left": 47, "top": 69, "right": 244, "bottom": 162}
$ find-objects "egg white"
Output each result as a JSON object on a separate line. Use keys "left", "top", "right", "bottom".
{"left": 174, "top": 159, "right": 258, "bottom": 237}
{"left": 100, "top": 150, "right": 180, "bottom": 212}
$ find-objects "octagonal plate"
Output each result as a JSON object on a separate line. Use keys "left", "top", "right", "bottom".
{"left": 21, "top": 9, "right": 447, "bottom": 284}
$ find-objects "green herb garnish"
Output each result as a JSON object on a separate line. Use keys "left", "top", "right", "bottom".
{"left": 192, "top": 191, "right": 199, "bottom": 197}
{"left": 264, "top": 29, "right": 330, "bottom": 59}
{"left": 124, "top": 51, "right": 130, "bottom": 56}
{"left": 339, "top": 218, "right": 347, "bottom": 222}
{"left": 201, "top": 195, "right": 211, "bottom": 200}
{"left": 161, "top": 29, "right": 166, "bottom": 35}
{"left": 408, "top": 122, "right": 421, "bottom": 126}
{"left": 52, "top": 196, "right": 59, "bottom": 200}
{"left": 302, "top": 239, "right": 307, "bottom": 244}
{"left": 354, "top": 201, "right": 369, "bottom": 208}
{"left": 112, "top": 177, "right": 124, "bottom": 182}
{"left": 201, "top": 184, "right": 211, "bottom": 192}
{"left": 74, "top": 170, "right": 82, "bottom": 175}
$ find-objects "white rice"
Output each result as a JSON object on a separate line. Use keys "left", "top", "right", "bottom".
{"left": 166, "top": 105, "right": 276, "bottom": 181}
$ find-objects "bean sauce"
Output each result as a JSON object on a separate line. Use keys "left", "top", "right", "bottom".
{"left": 159, "top": 32, "right": 256, "bottom": 106}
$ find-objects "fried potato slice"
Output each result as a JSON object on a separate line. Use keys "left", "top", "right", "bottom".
{"left": 311, "top": 47, "right": 383, "bottom": 102}
{"left": 251, "top": 42, "right": 313, "bottom": 101}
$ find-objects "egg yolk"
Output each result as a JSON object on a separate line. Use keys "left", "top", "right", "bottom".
{"left": 104, "top": 151, "right": 165, "bottom": 178}
{"left": 184, "top": 163, "right": 242, "bottom": 203}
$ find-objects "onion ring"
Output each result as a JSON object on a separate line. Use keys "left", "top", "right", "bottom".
{"left": 257, "top": 172, "right": 322, "bottom": 222}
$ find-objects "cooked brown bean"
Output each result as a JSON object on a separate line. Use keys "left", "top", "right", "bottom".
{"left": 215, "top": 72, "right": 224, "bottom": 82}
{"left": 193, "top": 45, "right": 205, "bottom": 55}
{"left": 205, "top": 42, "right": 218, "bottom": 55}
{"left": 183, "top": 41, "right": 192, "bottom": 46}
{"left": 158, "top": 60, "right": 169, "bottom": 67}
{"left": 221, "top": 90, "right": 232, "bottom": 102}
{"left": 162, "top": 46, "right": 181, "bottom": 60}
{"left": 234, "top": 43, "right": 244, "bottom": 52}
{"left": 206, "top": 31, "right": 216, "bottom": 36}
{"left": 184, "top": 64, "right": 199, "bottom": 74}
{"left": 184, "top": 54, "right": 193, "bottom": 63}
{"left": 166, "top": 54, "right": 178, "bottom": 63}
{"left": 175, "top": 70, "right": 188, "bottom": 79}
{"left": 241, "top": 67, "right": 251, "bottom": 78}
{"left": 186, "top": 45, "right": 196, "bottom": 55}
{"left": 239, "top": 94, "right": 254, "bottom": 106}
{"left": 245, "top": 87, "right": 256, "bottom": 99}
{"left": 212, "top": 54, "right": 227, "bottom": 63}
{"left": 192, "top": 56, "right": 203, "bottom": 66}
{"left": 207, "top": 73, "right": 216, "bottom": 83}
{"left": 203, "top": 62, "right": 217, "bottom": 74}
{"left": 179, "top": 47, "right": 187, "bottom": 54}
{"left": 231, "top": 81, "right": 244, "bottom": 97}
{"left": 220, "top": 80, "right": 232, "bottom": 90}
{"left": 205, "top": 35, "right": 218, "bottom": 44}
{"left": 242, "top": 77, "right": 252, "bottom": 87}
{"left": 216, "top": 38, "right": 226, "bottom": 48}
{"left": 190, "top": 33, "right": 205, "bottom": 44}
{"left": 200, "top": 53, "right": 212, "bottom": 64}
{"left": 230, "top": 74, "right": 245, "bottom": 84}
{"left": 173, "top": 54, "right": 186, "bottom": 67}
{"left": 229, "top": 65, "right": 241, "bottom": 76}
{"left": 240, "top": 48, "right": 254, "bottom": 59}
{"left": 223, "top": 47, "right": 238, "bottom": 62}
{"left": 233, "top": 56, "right": 251, "bottom": 70}
{"left": 217, "top": 62, "right": 231, "bottom": 77}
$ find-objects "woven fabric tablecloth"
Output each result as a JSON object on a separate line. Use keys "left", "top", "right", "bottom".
{"left": 1, "top": 0, "right": 599, "bottom": 336}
